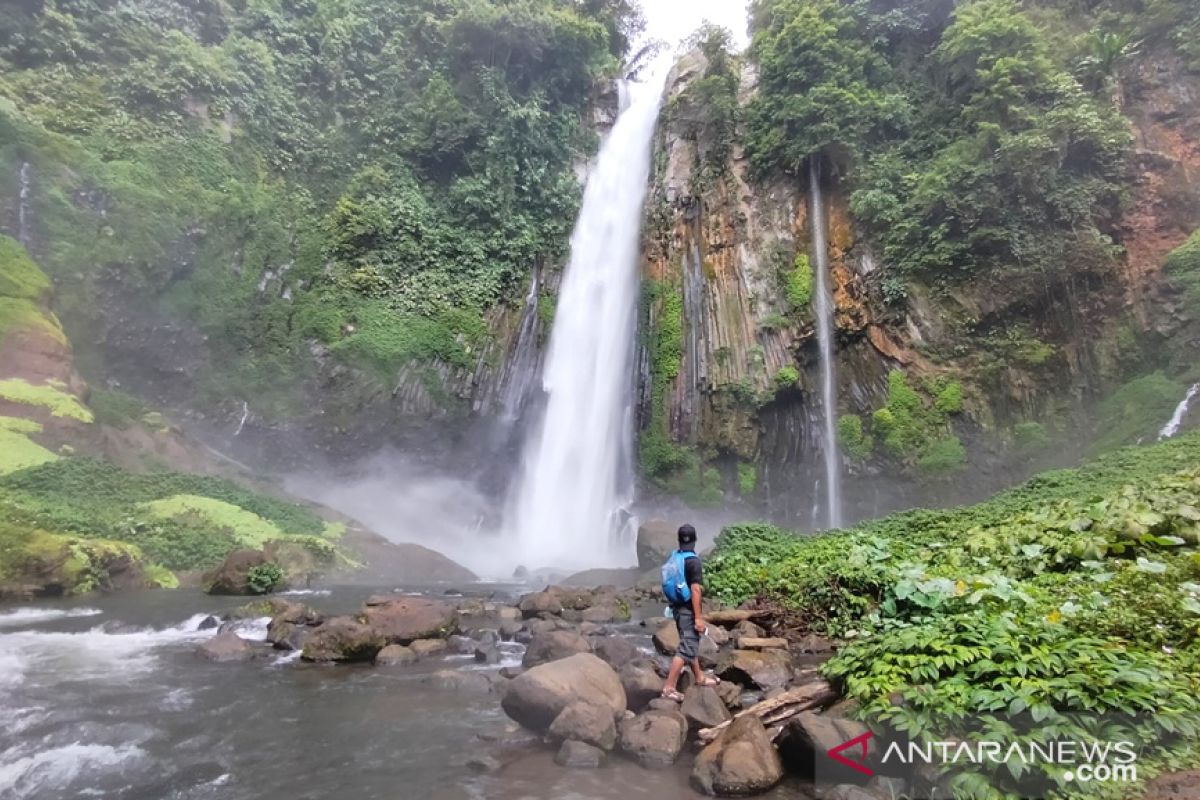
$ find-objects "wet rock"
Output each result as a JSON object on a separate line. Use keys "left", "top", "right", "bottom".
{"left": 522, "top": 629, "right": 590, "bottom": 668}
{"left": 619, "top": 659, "right": 664, "bottom": 712}
{"left": 203, "top": 549, "right": 277, "bottom": 596}
{"left": 501, "top": 653, "right": 626, "bottom": 732}
{"left": 555, "top": 740, "right": 606, "bottom": 768}
{"left": 301, "top": 617, "right": 387, "bottom": 662}
{"left": 497, "top": 606, "right": 522, "bottom": 622}
{"left": 475, "top": 629, "right": 501, "bottom": 647}
{"left": 446, "top": 635, "right": 477, "bottom": 655}
{"left": 714, "top": 681, "right": 742, "bottom": 710}
{"left": 266, "top": 620, "right": 310, "bottom": 651}
{"left": 636, "top": 519, "right": 678, "bottom": 570}
{"left": 589, "top": 635, "right": 637, "bottom": 669}
{"left": 617, "top": 708, "right": 688, "bottom": 768}
{"left": 548, "top": 702, "right": 618, "bottom": 750}
{"left": 512, "top": 629, "right": 534, "bottom": 645}
{"left": 548, "top": 585, "right": 600, "bottom": 612}
{"left": 362, "top": 597, "right": 457, "bottom": 645}
{"left": 465, "top": 754, "right": 502, "bottom": 773}
{"left": 692, "top": 716, "right": 783, "bottom": 796}
{"left": 716, "top": 649, "right": 793, "bottom": 691}
{"left": 499, "top": 621, "right": 524, "bottom": 640}
{"left": 424, "top": 669, "right": 495, "bottom": 695}
{"left": 499, "top": 666, "right": 524, "bottom": 680}
{"left": 519, "top": 590, "right": 564, "bottom": 618}
{"left": 706, "top": 624, "right": 731, "bottom": 647}
{"left": 731, "top": 620, "right": 766, "bottom": 640}
{"left": 475, "top": 644, "right": 501, "bottom": 665}
{"left": 375, "top": 644, "right": 417, "bottom": 666}
{"left": 580, "top": 604, "right": 621, "bottom": 624}
{"left": 410, "top": 639, "right": 448, "bottom": 658}
{"left": 648, "top": 697, "right": 680, "bottom": 711}
{"left": 197, "top": 630, "right": 255, "bottom": 662}
{"left": 272, "top": 601, "right": 323, "bottom": 626}
{"left": 198, "top": 615, "right": 220, "bottom": 630}
{"left": 226, "top": 598, "right": 293, "bottom": 620}
{"left": 866, "top": 777, "right": 909, "bottom": 798}
{"left": 681, "top": 685, "right": 732, "bottom": 732}
{"left": 527, "top": 618, "right": 574, "bottom": 636}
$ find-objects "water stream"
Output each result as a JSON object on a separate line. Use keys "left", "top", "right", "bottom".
{"left": 505, "top": 77, "right": 665, "bottom": 572}
{"left": 1160, "top": 383, "right": 1200, "bottom": 440}
{"left": 494, "top": 270, "right": 542, "bottom": 429}
{"left": 18, "top": 162, "right": 32, "bottom": 247}
{"left": 807, "top": 160, "right": 844, "bottom": 530}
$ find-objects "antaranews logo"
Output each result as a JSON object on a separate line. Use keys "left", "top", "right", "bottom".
{"left": 826, "top": 731, "right": 875, "bottom": 777}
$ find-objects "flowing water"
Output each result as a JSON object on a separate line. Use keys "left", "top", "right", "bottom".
{"left": 0, "top": 591, "right": 813, "bottom": 800}
{"left": 807, "top": 161, "right": 844, "bottom": 530}
{"left": 494, "top": 270, "right": 543, "bottom": 430}
{"left": 18, "top": 162, "right": 32, "bottom": 247}
{"left": 1160, "top": 383, "right": 1200, "bottom": 440}
{"left": 506, "top": 77, "right": 665, "bottom": 573}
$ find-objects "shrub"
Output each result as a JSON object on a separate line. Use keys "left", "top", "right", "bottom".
{"left": 916, "top": 435, "right": 966, "bottom": 475}
{"left": 1013, "top": 421, "right": 1051, "bottom": 453}
{"left": 785, "top": 253, "right": 814, "bottom": 309}
{"left": 246, "top": 562, "right": 285, "bottom": 594}
{"left": 737, "top": 462, "right": 758, "bottom": 496}
{"left": 774, "top": 365, "right": 800, "bottom": 389}
{"left": 838, "top": 414, "right": 873, "bottom": 460}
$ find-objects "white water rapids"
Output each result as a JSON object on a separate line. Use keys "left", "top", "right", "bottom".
{"left": 505, "top": 77, "right": 666, "bottom": 572}
{"left": 1160, "top": 382, "right": 1200, "bottom": 440}
{"left": 808, "top": 161, "right": 844, "bottom": 530}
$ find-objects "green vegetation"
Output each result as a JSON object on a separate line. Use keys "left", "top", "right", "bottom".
{"left": 709, "top": 431, "right": 1200, "bottom": 795}
{"left": 141, "top": 495, "right": 291, "bottom": 549}
{"left": 639, "top": 280, "right": 691, "bottom": 480}
{"left": 0, "top": 379, "right": 93, "bottom": 422}
{"left": 933, "top": 380, "right": 963, "bottom": 415}
{"left": 246, "top": 562, "right": 286, "bottom": 595}
{"left": 737, "top": 462, "right": 758, "bottom": 496}
{"left": 774, "top": 365, "right": 799, "bottom": 390}
{"left": 667, "top": 24, "right": 740, "bottom": 187}
{"left": 0, "top": 0, "right": 639, "bottom": 413}
{"left": 837, "top": 414, "right": 873, "bottom": 460}
{"left": 1165, "top": 228, "right": 1200, "bottom": 316}
{"left": 0, "top": 235, "right": 50, "bottom": 301}
{"left": 0, "top": 520, "right": 175, "bottom": 593}
{"left": 1013, "top": 420, "right": 1052, "bottom": 453}
{"left": 916, "top": 435, "right": 967, "bottom": 475}
{"left": 89, "top": 388, "right": 149, "bottom": 430}
{"left": 866, "top": 370, "right": 964, "bottom": 470}
{"left": 0, "top": 429, "right": 58, "bottom": 475}
{"left": 1093, "top": 371, "right": 1186, "bottom": 454}
{"left": 784, "top": 253, "right": 813, "bottom": 310}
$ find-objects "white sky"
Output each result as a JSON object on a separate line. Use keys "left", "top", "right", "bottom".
{"left": 639, "top": 0, "right": 751, "bottom": 53}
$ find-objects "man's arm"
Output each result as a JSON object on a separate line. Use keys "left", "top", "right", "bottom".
{"left": 690, "top": 583, "right": 704, "bottom": 632}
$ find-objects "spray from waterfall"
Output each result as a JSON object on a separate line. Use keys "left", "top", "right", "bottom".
{"left": 808, "top": 159, "right": 844, "bottom": 529}
{"left": 505, "top": 76, "right": 665, "bottom": 572}
{"left": 18, "top": 162, "right": 33, "bottom": 247}
{"left": 1159, "top": 383, "right": 1199, "bottom": 440}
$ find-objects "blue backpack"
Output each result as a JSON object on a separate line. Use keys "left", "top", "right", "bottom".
{"left": 661, "top": 550, "right": 698, "bottom": 605}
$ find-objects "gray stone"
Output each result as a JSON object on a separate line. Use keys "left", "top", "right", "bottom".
{"left": 548, "top": 702, "right": 618, "bottom": 750}
{"left": 692, "top": 716, "right": 783, "bottom": 796}
{"left": 617, "top": 709, "right": 688, "bottom": 768}
{"left": 619, "top": 659, "right": 664, "bottom": 712}
{"left": 522, "top": 629, "right": 590, "bottom": 668}
{"left": 197, "top": 630, "right": 255, "bottom": 662}
{"left": 501, "top": 653, "right": 626, "bottom": 733}
{"left": 716, "top": 649, "right": 793, "bottom": 691}
{"left": 375, "top": 644, "right": 417, "bottom": 666}
{"left": 410, "top": 639, "right": 448, "bottom": 658}
{"left": 681, "top": 685, "right": 732, "bottom": 731}
{"left": 589, "top": 635, "right": 638, "bottom": 669}
{"left": 555, "top": 740, "right": 606, "bottom": 768}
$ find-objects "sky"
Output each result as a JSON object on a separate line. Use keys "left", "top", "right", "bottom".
{"left": 639, "top": 0, "right": 751, "bottom": 53}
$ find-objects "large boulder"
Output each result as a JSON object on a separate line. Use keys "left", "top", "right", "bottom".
{"left": 203, "top": 549, "right": 275, "bottom": 595}
{"left": 636, "top": 520, "right": 678, "bottom": 570}
{"left": 691, "top": 716, "right": 784, "bottom": 796}
{"left": 519, "top": 589, "right": 564, "bottom": 618}
{"left": 652, "top": 620, "right": 679, "bottom": 655}
{"left": 548, "top": 702, "right": 618, "bottom": 750}
{"left": 301, "top": 616, "right": 387, "bottom": 662}
{"left": 555, "top": 740, "right": 607, "bottom": 769}
{"left": 521, "top": 629, "right": 590, "bottom": 668}
{"left": 681, "top": 685, "right": 732, "bottom": 732}
{"left": 589, "top": 635, "right": 638, "bottom": 669}
{"left": 362, "top": 596, "right": 457, "bottom": 644}
{"left": 779, "top": 712, "right": 875, "bottom": 782}
{"left": 501, "top": 653, "right": 626, "bottom": 732}
{"left": 617, "top": 708, "right": 688, "bottom": 768}
{"left": 375, "top": 644, "right": 417, "bottom": 666}
{"left": 197, "top": 630, "right": 255, "bottom": 662}
{"left": 717, "top": 649, "right": 793, "bottom": 691}
{"left": 620, "top": 659, "right": 664, "bottom": 712}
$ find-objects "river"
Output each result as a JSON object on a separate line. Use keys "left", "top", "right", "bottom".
{"left": 0, "top": 588, "right": 814, "bottom": 800}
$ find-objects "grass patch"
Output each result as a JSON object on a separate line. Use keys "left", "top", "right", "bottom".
{"left": 141, "top": 495, "right": 289, "bottom": 549}
{"left": 0, "top": 429, "right": 57, "bottom": 475}
{"left": 0, "top": 379, "right": 93, "bottom": 422}
{"left": 0, "top": 235, "right": 51, "bottom": 301}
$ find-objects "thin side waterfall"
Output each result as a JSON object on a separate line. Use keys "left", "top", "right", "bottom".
{"left": 808, "top": 160, "right": 844, "bottom": 529}
{"left": 495, "top": 270, "right": 542, "bottom": 428}
{"left": 505, "top": 78, "right": 665, "bottom": 572}
{"left": 18, "top": 162, "right": 32, "bottom": 247}
{"left": 1160, "top": 383, "right": 1200, "bottom": 440}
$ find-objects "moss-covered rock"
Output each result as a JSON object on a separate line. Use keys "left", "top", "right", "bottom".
{"left": 0, "top": 520, "right": 169, "bottom": 598}
{"left": 0, "top": 236, "right": 51, "bottom": 302}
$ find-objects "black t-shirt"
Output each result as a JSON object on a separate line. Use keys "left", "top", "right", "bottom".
{"left": 683, "top": 552, "right": 703, "bottom": 591}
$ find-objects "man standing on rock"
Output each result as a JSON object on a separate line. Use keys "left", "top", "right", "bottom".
{"left": 661, "top": 524, "right": 720, "bottom": 701}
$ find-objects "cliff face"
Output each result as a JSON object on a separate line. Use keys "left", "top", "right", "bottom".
{"left": 636, "top": 45, "right": 1200, "bottom": 525}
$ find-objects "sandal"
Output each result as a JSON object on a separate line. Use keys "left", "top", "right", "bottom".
{"left": 697, "top": 675, "right": 722, "bottom": 687}
{"left": 661, "top": 689, "right": 685, "bottom": 702}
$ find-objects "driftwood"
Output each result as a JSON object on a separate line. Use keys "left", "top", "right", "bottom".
{"left": 736, "top": 637, "right": 789, "bottom": 650}
{"left": 706, "top": 609, "right": 770, "bottom": 626}
{"left": 698, "top": 679, "right": 837, "bottom": 744}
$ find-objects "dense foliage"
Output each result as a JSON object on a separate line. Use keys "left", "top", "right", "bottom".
{"left": 0, "top": 0, "right": 637, "bottom": 415}
{"left": 708, "top": 431, "right": 1200, "bottom": 796}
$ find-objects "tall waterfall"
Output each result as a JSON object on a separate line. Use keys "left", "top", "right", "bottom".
{"left": 18, "top": 162, "right": 32, "bottom": 247}
{"left": 1160, "top": 383, "right": 1200, "bottom": 440}
{"left": 505, "top": 78, "right": 664, "bottom": 572}
{"left": 808, "top": 160, "right": 844, "bottom": 529}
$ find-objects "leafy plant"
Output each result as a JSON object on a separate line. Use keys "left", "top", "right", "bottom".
{"left": 246, "top": 562, "right": 285, "bottom": 594}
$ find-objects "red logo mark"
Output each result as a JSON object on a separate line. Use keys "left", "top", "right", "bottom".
{"left": 827, "top": 731, "right": 875, "bottom": 776}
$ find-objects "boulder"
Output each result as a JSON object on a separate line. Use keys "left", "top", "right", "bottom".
{"left": 714, "top": 681, "right": 742, "bottom": 710}
{"left": 652, "top": 621, "right": 679, "bottom": 655}
{"left": 519, "top": 590, "right": 564, "bottom": 618}
{"left": 424, "top": 669, "right": 496, "bottom": 695}
{"left": 375, "top": 644, "right": 417, "bottom": 666}
{"left": 620, "top": 659, "right": 664, "bottom": 712}
{"left": 636, "top": 520, "right": 678, "bottom": 570}
{"left": 589, "top": 635, "right": 637, "bottom": 669}
{"left": 555, "top": 740, "right": 606, "bottom": 769}
{"left": 692, "top": 716, "right": 783, "bottom": 796}
{"left": 198, "top": 615, "right": 220, "bottom": 630}
{"left": 362, "top": 597, "right": 457, "bottom": 644}
{"left": 203, "top": 549, "right": 276, "bottom": 595}
{"left": 272, "top": 601, "right": 323, "bottom": 626}
{"left": 549, "top": 585, "right": 605, "bottom": 612}
{"left": 501, "top": 653, "right": 626, "bottom": 732}
{"left": 410, "top": 639, "right": 448, "bottom": 658}
{"left": 780, "top": 712, "right": 875, "bottom": 782}
{"left": 301, "top": 617, "right": 387, "bottom": 662}
{"left": 617, "top": 708, "right": 688, "bottom": 768}
{"left": 717, "top": 649, "right": 793, "bottom": 691}
{"left": 707, "top": 610, "right": 768, "bottom": 627}
{"left": 522, "top": 629, "right": 590, "bottom": 668}
{"left": 794, "top": 633, "right": 835, "bottom": 654}
{"left": 732, "top": 620, "right": 766, "bottom": 640}
{"left": 548, "top": 702, "right": 618, "bottom": 750}
{"left": 496, "top": 606, "right": 523, "bottom": 622}
{"left": 197, "top": 630, "right": 255, "bottom": 662}
{"left": 475, "top": 644, "right": 501, "bottom": 665}
{"left": 737, "top": 637, "right": 789, "bottom": 651}
{"left": 580, "top": 604, "right": 621, "bottom": 624}
{"left": 446, "top": 635, "right": 477, "bottom": 655}
{"left": 465, "top": 755, "right": 502, "bottom": 773}
{"left": 706, "top": 624, "right": 731, "bottom": 647}
{"left": 499, "top": 621, "right": 524, "bottom": 640}
{"left": 681, "top": 685, "right": 732, "bottom": 732}
{"left": 266, "top": 620, "right": 310, "bottom": 651}
{"left": 648, "top": 697, "right": 681, "bottom": 712}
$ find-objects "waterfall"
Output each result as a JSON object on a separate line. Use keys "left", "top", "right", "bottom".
{"left": 18, "top": 162, "right": 32, "bottom": 247}
{"left": 1159, "top": 383, "right": 1200, "bottom": 440}
{"left": 505, "top": 77, "right": 664, "bottom": 572}
{"left": 495, "top": 270, "right": 542, "bottom": 428}
{"left": 808, "top": 160, "right": 844, "bottom": 529}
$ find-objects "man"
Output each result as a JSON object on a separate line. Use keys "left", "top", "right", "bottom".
{"left": 661, "top": 524, "right": 720, "bottom": 701}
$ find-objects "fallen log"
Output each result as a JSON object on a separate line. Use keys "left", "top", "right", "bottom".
{"left": 698, "top": 679, "right": 837, "bottom": 743}
{"left": 736, "top": 636, "right": 789, "bottom": 650}
{"left": 706, "top": 609, "right": 770, "bottom": 626}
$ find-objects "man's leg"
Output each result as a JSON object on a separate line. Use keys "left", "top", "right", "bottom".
{"left": 690, "top": 657, "right": 704, "bottom": 682}
{"left": 663, "top": 655, "right": 686, "bottom": 693}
